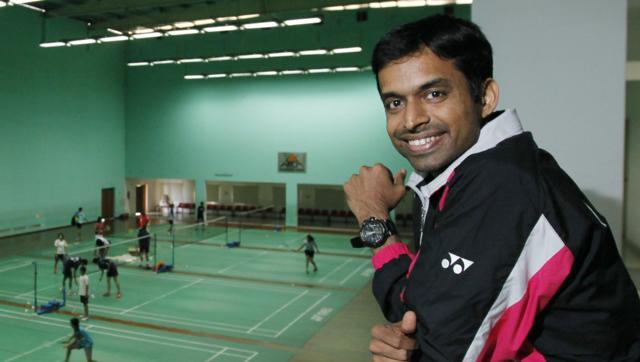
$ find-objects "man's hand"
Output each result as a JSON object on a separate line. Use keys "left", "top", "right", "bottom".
{"left": 344, "top": 164, "right": 407, "bottom": 224}
{"left": 370, "top": 311, "right": 418, "bottom": 361}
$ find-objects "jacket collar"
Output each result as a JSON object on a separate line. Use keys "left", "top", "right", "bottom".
{"left": 407, "top": 109, "right": 524, "bottom": 205}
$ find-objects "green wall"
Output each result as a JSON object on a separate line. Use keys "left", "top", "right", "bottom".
{"left": 124, "top": 6, "right": 469, "bottom": 225}
{"left": 0, "top": 7, "right": 126, "bottom": 233}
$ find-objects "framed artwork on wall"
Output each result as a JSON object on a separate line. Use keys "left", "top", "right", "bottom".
{"left": 278, "top": 152, "right": 306, "bottom": 172}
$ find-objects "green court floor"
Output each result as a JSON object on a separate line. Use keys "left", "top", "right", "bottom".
{"left": 0, "top": 224, "right": 374, "bottom": 361}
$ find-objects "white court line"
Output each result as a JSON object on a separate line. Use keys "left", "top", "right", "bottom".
{"left": 318, "top": 258, "right": 352, "bottom": 283}
{"left": 339, "top": 261, "right": 370, "bottom": 285}
{"left": 0, "top": 289, "right": 278, "bottom": 336}
{"left": 0, "top": 258, "right": 20, "bottom": 267}
{"left": 0, "top": 262, "right": 32, "bottom": 273}
{"left": 0, "top": 308, "right": 257, "bottom": 359}
{"left": 205, "top": 347, "right": 228, "bottom": 361}
{"left": 217, "top": 251, "right": 267, "bottom": 274}
{"left": 120, "top": 278, "right": 203, "bottom": 315}
{"left": 275, "top": 292, "right": 331, "bottom": 338}
{"left": 247, "top": 290, "right": 309, "bottom": 334}
{"left": 4, "top": 333, "right": 68, "bottom": 362}
{"left": 14, "top": 283, "right": 59, "bottom": 299}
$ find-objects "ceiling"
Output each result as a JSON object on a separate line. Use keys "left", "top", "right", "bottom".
{"left": 26, "top": 0, "right": 458, "bottom": 33}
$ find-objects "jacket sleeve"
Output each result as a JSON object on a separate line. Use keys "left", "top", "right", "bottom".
{"left": 371, "top": 242, "right": 415, "bottom": 323}
{"left": 407, "top": 160, "right": 574, "bottom": 361}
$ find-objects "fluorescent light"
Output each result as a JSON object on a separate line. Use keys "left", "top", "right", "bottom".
{"left": 174, "top": 21, "right": 194, "bottom": 28}
{"left": 308, "top": 68, "right": 332, "bottom": 73}
{"left": 203, "top": 25, "right": 238, "bottom": 32}
{"left": 426, "top": 0, "right": 455, "bottom": 4}
{"left": 99, "top": 35, "right": 129, "bottom": 43}
{"left": 284, "top": 17, "right": 322, "bottom": 26}
{"left": 0, "top": 2, "right": 5, "bottom": 7}
{"left": 323, "top": 6, "right": 345, "bottom": 11}
{"left": 255, "top": 71, "right": 278, "bottom": 76}
{"left": 280, "top": 70, "right": 304, "bottom": 75}
{"left": 167, "top": 29, "right": 200, "bottom": 36}
{"left": 456, "top": 0, "right": 472, "bottom": 3}
{"left": 332, "top": 46, "right": 362, "bottom": 54}
{"left": 230, "top": 73, "right": 252, "bottom": 77}
{"left": 68, "top": 38, "right": 96, "bottom": 46}
{"left": 237, "top": 53, "right": 263, "bottom": 60}
{"left": 336, "top": 67, "right": 360, "bottom": 72}
{"left": 398, "top": 0, "right": 426, "bottom": 7}
{"left": 216, "top": 16, "right": 238, "bottom": 22}
{"left": 345, "top": 4, "right": 367, "bottom": 10}
{"left": 207, "top": 73, "right": 227, "bottom": 78}
{"left": 242, "top": 21, "right": 279, "bottom": 30}
{"left": 152, "top": 60, "right": 175, "bottom": 65}
{"left": 238, "top": 14, "right": 260, "bottom": 20}
{"left": 208, "top": 56, "right": 232, "bottom": 61}
{"left": 128, "top": 62, "right": 150, "bottom": 67}
{"left": 132, "top": 32, "right": 163, "bottom": 39}
{"left": 369, "top": 1, "right": 397, "bottom": 8}
{"left": 133, "top": 28, "right": 154, "bottom": 34}
{"left": 40, "top": 41, "right": 66, "bottom": 48}
{"left": 107, "top": 28, "right": 123, "bottom": 35}
{"left": 184, "top": 75, "right": 205, "bottom": 80}
{"left": 267, "top": 51, "right": 296, "bottom": 58}
{"left": 194, "top": 19, "right": 215, "bottom": 26}
{"left": 156, "top": 25, "right": 173, "bottom": 31}
{"left": 299, "top": 49, "right": 328, "bottom": 56}
{"left": 10, "top": 0, "right": 43, "bottom": 3}
{"left": 177, "top": 58, "right": 204, "bottom": 64}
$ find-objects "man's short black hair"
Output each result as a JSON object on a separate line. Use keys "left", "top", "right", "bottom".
{"left": 371, "top": 14, "right": 493, "bottom": 102}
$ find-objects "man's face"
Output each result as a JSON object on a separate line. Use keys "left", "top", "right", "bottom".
{"left": 378, "top": 47, "right": 483, "bottom": 175}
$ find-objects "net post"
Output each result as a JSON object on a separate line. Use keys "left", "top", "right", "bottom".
{"left": 172, "top": 228, "right": 176, "bottom": 267}
{"left": 153, "top": 233, "right": 157, "bottom": 272}
{"left": 225, "top": 217, "right": 229, "bottom": 244}
{"left": 32, "top": 261, "right": 37, "bottom": 313}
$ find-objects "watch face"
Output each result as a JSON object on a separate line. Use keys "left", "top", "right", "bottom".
{"left": 360, "top": 220, "right": 387, "bottom": 244}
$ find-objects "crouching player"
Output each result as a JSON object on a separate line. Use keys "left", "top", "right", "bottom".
{"left": 63, "top": 317, "right": 95, "bottom": 362}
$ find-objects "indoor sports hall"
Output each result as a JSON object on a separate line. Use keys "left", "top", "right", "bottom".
{"left": 1, "top": 0, "right": 640, "bottom": 361}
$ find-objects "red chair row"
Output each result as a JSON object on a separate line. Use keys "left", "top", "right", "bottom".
{"left": 177, "top": 202, "right": 196, "bottom": 214}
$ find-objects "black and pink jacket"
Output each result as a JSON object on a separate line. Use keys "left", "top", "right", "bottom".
{"left": 373, "top": 109, "right": 640, "bottom": 361}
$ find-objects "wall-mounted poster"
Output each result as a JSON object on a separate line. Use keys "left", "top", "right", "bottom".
{"left": 278, "top": 152, "right": 306, "bottom": 172}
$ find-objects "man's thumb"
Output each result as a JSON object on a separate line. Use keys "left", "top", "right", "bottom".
{"left": 394, "top": 169, "right": 407, "bottom": 186}
{"left": 401, "top": 310, "right": 417, "bottom": 334}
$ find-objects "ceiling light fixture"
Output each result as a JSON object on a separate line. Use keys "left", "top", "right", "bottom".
{"left": 236, "top": 53, "right": 264, "bottom": 59}
{"left": 332, "top": 46, "right": 362, "bottom": 54}
{"left": 242, "top": 21, "right": 279, "bottom": 30}
{"left": 167, "top": 29, "right": 200, "bottom": 36}
{"left": 299, "top": 49, "right": 328, "bottom": 55}
{"left": 131, "top": 32, "right": 163, "bottom": 39}
{"left": 128, "top": 62, "right": 150, "bottom": 67}
{"left": 177, "top": 58, "right": 205, "bottom": 64}
{"left": 107, "top": 28, "right": 123, "bottom": 35}
{"left": 193, "top": 19, "right": 215, "bottom": 26}
{"left": 207, "top": 73, "right": 227, "bottom": 78}
{"left": 99, "top": 35, "right": 129, "bottom": 43}
{"left": 39, "top": 41, "right": 66, "bottom": 48}
{"left": 68, "top": 38, "right": 96, "bottom": 46}
{"left": 267, "top": 51, "right": 296, "bottom": 58}
{"left": 184, "top": 75, "right": 205, "bottom": 80}
{"left": 308, "top": 68, "right": 332, "bottom": 73}
{"left": 238, "top": 14, "right": 260, "bottom": 20}
{"left": 208, "top": 56, "right": 233, "bottom": 61}
{"left": 152, "top": 60, "right": 175, "bottom": 65}
{"left": 283, "top": 17, "right": 322, "bottom": 26}
{"left": 203, "top": 25, "right": 239, "bottom": 33}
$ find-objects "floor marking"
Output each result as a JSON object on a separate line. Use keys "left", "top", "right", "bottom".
{"left": 119, "top": 278, "right": 203, "bottom": 315}
{"left": 205, "top": 347, "right": 228, "bottom": 361}
{"left": 339, "top": 261, "right": 369, "bottom": 285}
{"left": 318, "top": 258, "right": 352, "bottom": 282}
{"left": 275, "top": 292, "right": 331, "bottom": 337}
{"left": 0, "top": 262, "right": 32, "bottom": 273}
{"left": 218, "top": 251, "right": 268, "bottom": 274}
{"left": 247, "top": 289, "right": 309, "bottom": 334}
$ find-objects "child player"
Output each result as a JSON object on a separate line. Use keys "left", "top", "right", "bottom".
{"left": 137, "top": 211, "right": 151, "bottom": 269}
{"left": 62, "top": 317, "right": 95, "bottom": 362}
{"left": 297, "top": 234, "right": 320, "bottom": 274}
{"left": 78, "top": 266, "right": 90, "bottom": 320}
{"left": 62, "top": 257, "right": 87, "bottom": 294}
{"left": 94, "top": 258, "right": 122, "bottom": 298}
{"left": 54, "top": 233, "right": 68, "bottom": 274}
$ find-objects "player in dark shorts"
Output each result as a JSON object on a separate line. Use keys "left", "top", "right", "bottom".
{"left": 62, "top": 257, "right": 87, "bottom": 294}
{"left": 297, "top": 234, "right": 320, "bottom": 274}
{"left": 137, "top": 228, "right": 151, "bottom": 269}
{"left": 94, "top": 258, "right": 122, "bottom": 298}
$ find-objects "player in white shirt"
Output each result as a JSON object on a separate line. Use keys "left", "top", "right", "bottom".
{"left": 77, "top": 266, "right": 90, "bottom": 320}
{"left": 54, "top": 233, "right": 68, "bottom": 274}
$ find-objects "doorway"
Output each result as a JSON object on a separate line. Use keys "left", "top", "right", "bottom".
{"left": 101, "top": 188, "right": 115, "bottom": 219}
{"left": 136, "top": 184, "right": 147, "bottom": 214}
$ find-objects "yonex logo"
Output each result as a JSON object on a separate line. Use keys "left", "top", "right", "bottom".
{"left": 441, "top": 252, "right": 474, "bottom": 274}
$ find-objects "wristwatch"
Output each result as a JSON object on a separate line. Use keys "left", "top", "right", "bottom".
{"left": 351, "top": 217, "right": 398, "bottom": 248}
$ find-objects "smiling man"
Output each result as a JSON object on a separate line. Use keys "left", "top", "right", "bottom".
{"left": 344, "top": 14, "right": 640, "bottom": 361}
